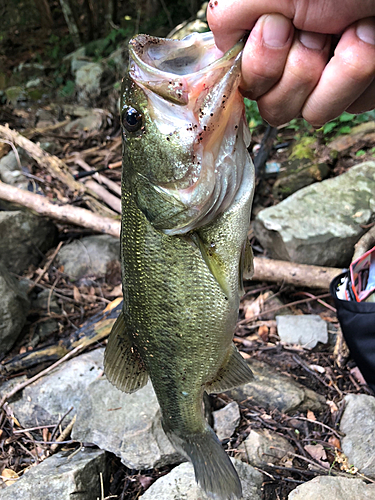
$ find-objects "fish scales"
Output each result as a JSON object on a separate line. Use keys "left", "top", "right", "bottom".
{"left": 105, "top": 31, "right": 255, "bottom": 500}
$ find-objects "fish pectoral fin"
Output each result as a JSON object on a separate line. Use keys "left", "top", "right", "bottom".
{"left": 206, "top": 344, "right": 253, "bottom": 394}
{"left": 190, "top": 231, "right": 231, "bottom": 298}
{"left": 239, "top": 237, "right": 254, "bottom": 296}
{"left": 104, "top": 311, "right": 148, "bottom": 394}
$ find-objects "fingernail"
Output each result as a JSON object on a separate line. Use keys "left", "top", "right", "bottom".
{"left": 356, "top": 18, "right": 375, "bottom": 45}
{"left": 262, "top": 14, "right": 292, "bottom": 48}
{"left": 299, "top": 31, "right": 326, "bottom": 50}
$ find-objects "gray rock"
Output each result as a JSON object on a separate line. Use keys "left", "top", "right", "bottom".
{"left": 31, "top": 288, "right": 61, "bottom": 314}
{"left": 10, "top": 349, "right": 104, "bottom": 427}
{"left": 213, "top": 401, "right": 241, "bottom": 441}
{"left": 0, "top": 449, "right": 109, "bottom": 500}
{"left": 0, "top": 149, "right": 29, "bottom": 190}
{"left": 56, "top": 234, "right": 120, "bottom": 281}
{"left": 276, "top": 315, "right": 328, "bottom": 349}
{"left": 64, "top": 111, "right": 103, "bottom": 133}
{"left": 340, "top": 393, "right": 375, "bottom": 477}
{"left": 0, "top": 262, "right": 29, "bottom": 354}
{"left": 75, "top": 62, "right": 104, "bottom": 102}
{"left": 140, "top": 459, "right": 263, "bottom": 500}
{"left": 288, "top": 475, "right": 375, "bottom": 500}
{"left": 237, "top": 428, "right": 294, "bottom": 467}
{"left": 254, "top": 161, "right": 375, "bottom": 267}
{"left": 227, "top": 359, "right": 325, "bottom": 413}
{"left": 0, "top": 210, "right": 58, "bottom": 274}
{"left": 72, "top": 379, "right": 181, "bottom": 469}
{"left": 64, "top": 46, "right": 89, "bottom": 74}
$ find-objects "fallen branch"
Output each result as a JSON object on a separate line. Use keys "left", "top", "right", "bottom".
{"left": 0, "top": 181, "right": 120, "bottom": 237}
{"left": 352, "top": 225, "right": 375, "bottom": 261}
{"left": 0, "top": 124, "right": 84, "bottom": 193}
{"left": 252, "top": 257, "right": 341, "bottom": 290}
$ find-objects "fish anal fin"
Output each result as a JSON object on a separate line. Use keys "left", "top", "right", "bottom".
{"left": 239, "top": 237, "right": 254, "bottom": 296}
{"left": 206, "top": 344, "right": 253, "bottom": 394}
{"left": 104, "top": 311, "right": 148, "bottom": 394}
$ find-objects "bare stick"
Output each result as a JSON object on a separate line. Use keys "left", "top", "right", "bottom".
{"left": 0, "top": 181, "right": 120, "bottom": 238}
{"left": 352, "top": 225, "right": 375, "bottom": 261}
{"left": 50, "top": 415, "right": 77, "bottom": 452}
{"left": 0, "top": 345, "right": 84, "bottom": 408}
{"left": 251, "top": 257, "right": 341, "bottom": 290}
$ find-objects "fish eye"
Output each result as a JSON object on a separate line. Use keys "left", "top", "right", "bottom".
{"left": 122, "top": 106, "right": 143, "bottom": 133}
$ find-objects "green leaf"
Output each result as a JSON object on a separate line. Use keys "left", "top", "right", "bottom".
{"left": 339, "top": 112, "right": 354, "bottom": 122}
{"left": 338, "top": 125, "right": 352, "bottom": 134}
{"left": 355, "top": 149, "right": 366, "bottom": 157}
{"left": 322, "top": 121, "right": 337, "bottom": 134}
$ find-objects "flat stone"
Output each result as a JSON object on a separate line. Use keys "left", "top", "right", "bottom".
{"left": 9, "top": 349, "right": 104, "bottom": 428}
{"left": 0, "top": 262, "right": 29, "bottom": 354}
{"left": 213, "top": 401, "right": 241, "bottom": 441}
{"left": 56, "top": 234, "right": 120, "bottom": 281}
{"left": 72, "top": 378, "right": 181, "bottom": 470}
{"left": 0, "top": 449, "right": 109, "bottom": 500}
{"left": 288, "top": 475, "right": 375, "bottom": 500}
{"left": 276, "top": 315, "right": 328, "bottom": 349}
{"left": 237, "top": 428, "right": 294, "bottom": 467}
{"left": 0, "top": 210, "right": 58, "bottom": 274}
{"left": 227, "top": 359, "right": 325, "bottom": 413}
{"left": 340, "top": 393, "right": 375, "bottom": 477}
{"left": 254, "top": 161, "right": 375, "bottom": 267}
{"left": 140, "top": 459, "right": 263, "bottom": 500}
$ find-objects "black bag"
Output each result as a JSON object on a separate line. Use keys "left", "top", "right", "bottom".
{"left": 330, "top": 272, "right": 375, "bottom": 392}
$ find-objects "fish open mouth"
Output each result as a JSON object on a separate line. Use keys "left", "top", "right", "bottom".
{"left": 126, "top": 32, "right": 252, "bottom": 235}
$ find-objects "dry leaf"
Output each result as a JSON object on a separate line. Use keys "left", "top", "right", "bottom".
{"left": 108, "top": 284, "right": 123, "bottom": 297}
{"left": 328, "top": 435, "right": 341, "bottom": 450}
{"left": 304, "top": 443, "right": 329, "bottom": 467}
{"left": 350, "top": 366, "right": 367, "bottom": 385}
{"left": 306, "top": 410, "right": 316, "bottom": 421}
{"left": 1, "top": 468, "right": 19, "bottom": 486}
{"left": 327, "top": 400, "right": 339, "bottom": 413}
{"left": 73, "top": 286, "right": 82, "bottom": 302}
{"left": 19, "top": 346, "right": 27, "bottom": 354}
{"left": 308, "top": 364, "right": 326, "bottom": 374}
{"left": 258, "top": 325, "right": 269, "bottom": 342}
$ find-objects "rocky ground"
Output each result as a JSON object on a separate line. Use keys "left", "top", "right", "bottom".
{"left": 1, "top": 7, "right": 375, "bottom": 500}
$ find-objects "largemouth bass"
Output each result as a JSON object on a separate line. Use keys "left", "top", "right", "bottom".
{"left": 104, "top": 31, "right": 255, "bottom": 500}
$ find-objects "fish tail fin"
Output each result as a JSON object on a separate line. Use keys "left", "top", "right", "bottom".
{"left": 166, "top": 426, "right": 242, "bottom": 500}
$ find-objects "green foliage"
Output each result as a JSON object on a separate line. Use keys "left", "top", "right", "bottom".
{"left": 59, "top": 80, "right": 75, "bottom": 97}
{"left": 244, "top": 98, "right": 263, "bottom": 131}
{"left": 86, "top": 26, "right": 133, "bottom": 60}
{"left": 45, "top": 33, "right": 74, "bottom": 65}
{"left": 355, "top": 149, "right": 366, "bottom": 157}
{"left": 319, "top": 111, "right": 375, "bottom": 137}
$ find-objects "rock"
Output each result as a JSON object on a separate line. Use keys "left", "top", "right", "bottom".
{"left": 288, "top": 475, "right": 375, "bottom": 500}
{"left": 328, "top": 122, "right": 375, "bottom": 154}
{"left": 140, "top": 459, "right": 263, "bottom": 500}
{"left": 0, "top": 149, "right": 30, "bottom": 190}
{"left": 72, "top": 379, "right": 181, "bottom": 469}
{"left": 227, "top": 359, "right": 325, "bottom": 413}
{"left": 0, "top": 210, "right": 58, "bottom": 274}
{"left": 56, "top": 234, "right": 120, "bottom": 281}
{"left": 9, "top": 349, "right": 104, "bottom": 428}
{"left": 75, "top": 62, "right": 104, "bottom": 103}
{"left": 276, "top": 315, "right": 328, "bottom": 349}
{"left": 237, "top": 428, "right": 294, "bottom": 467}
{"left": 273, "top": 159, "right": 330, "bottom": 200}
{"left": 254, "top": 161, "right": 375, "bottom": 267}
{"left": 213, "top": 401, "right": 241, "bottom": 441}
{"left": 31, "top": 289, "right": 61, "bottom": 314}
{"left": 0, "top": 449, "right": 109, "bottom": 500}
{"left": 64, "top": 110, "right": 103, "bottom": 133}
{"left": 0, "top": 262, "right": 30, "bottom": 354}
{"left": 64, "top": 46, "right": 89, "bottom": 74}
{"left": 340, "top": 393, "right": 375, "bottom": 477}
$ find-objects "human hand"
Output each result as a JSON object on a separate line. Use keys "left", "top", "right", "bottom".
{"left": 207, "top": 0, "right": 375, "bottom": 127}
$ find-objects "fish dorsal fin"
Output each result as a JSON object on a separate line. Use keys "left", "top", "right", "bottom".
{"left": 206, "top": 344, "right": 253, "bottom": 394}
{"left": 239, "top": 237, "right": 254, "bottom": 296}
{"left": 190, "top": 231, "right": 231, "bottom": 298}
{"left": 104, "top": 311, "right": 148, "bottom": 393}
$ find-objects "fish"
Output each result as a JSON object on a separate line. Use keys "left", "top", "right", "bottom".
{"left": 104, "top": 31, "right": 255, "bottom": 500}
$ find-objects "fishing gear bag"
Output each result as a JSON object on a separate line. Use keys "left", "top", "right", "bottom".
{"left": 330, "top": 246, "right": 375, "bottom": 392}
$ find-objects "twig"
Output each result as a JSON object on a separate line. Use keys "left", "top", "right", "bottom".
{"left": 50, "top": 415, "right": 77, "bottom": 452}
{"left": 239, "top": 293, "right": 332, "bottom": 324}
{"left": 28, "top": 241, "right": 64, "bottom": 293}
{"left": 0, "top": 181, "right": 121, "bottom": 237}
{"left": 50, "top": 407, "right": 74, "bottom": 441}
{"left": 284, "top": 416, "right": 344, "bottom": 438}
{"left": 0, "top": 345, "right": 84, "bottom": 408}
{"left": 13, "top": 425, "right": 56, "bottom": 434}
